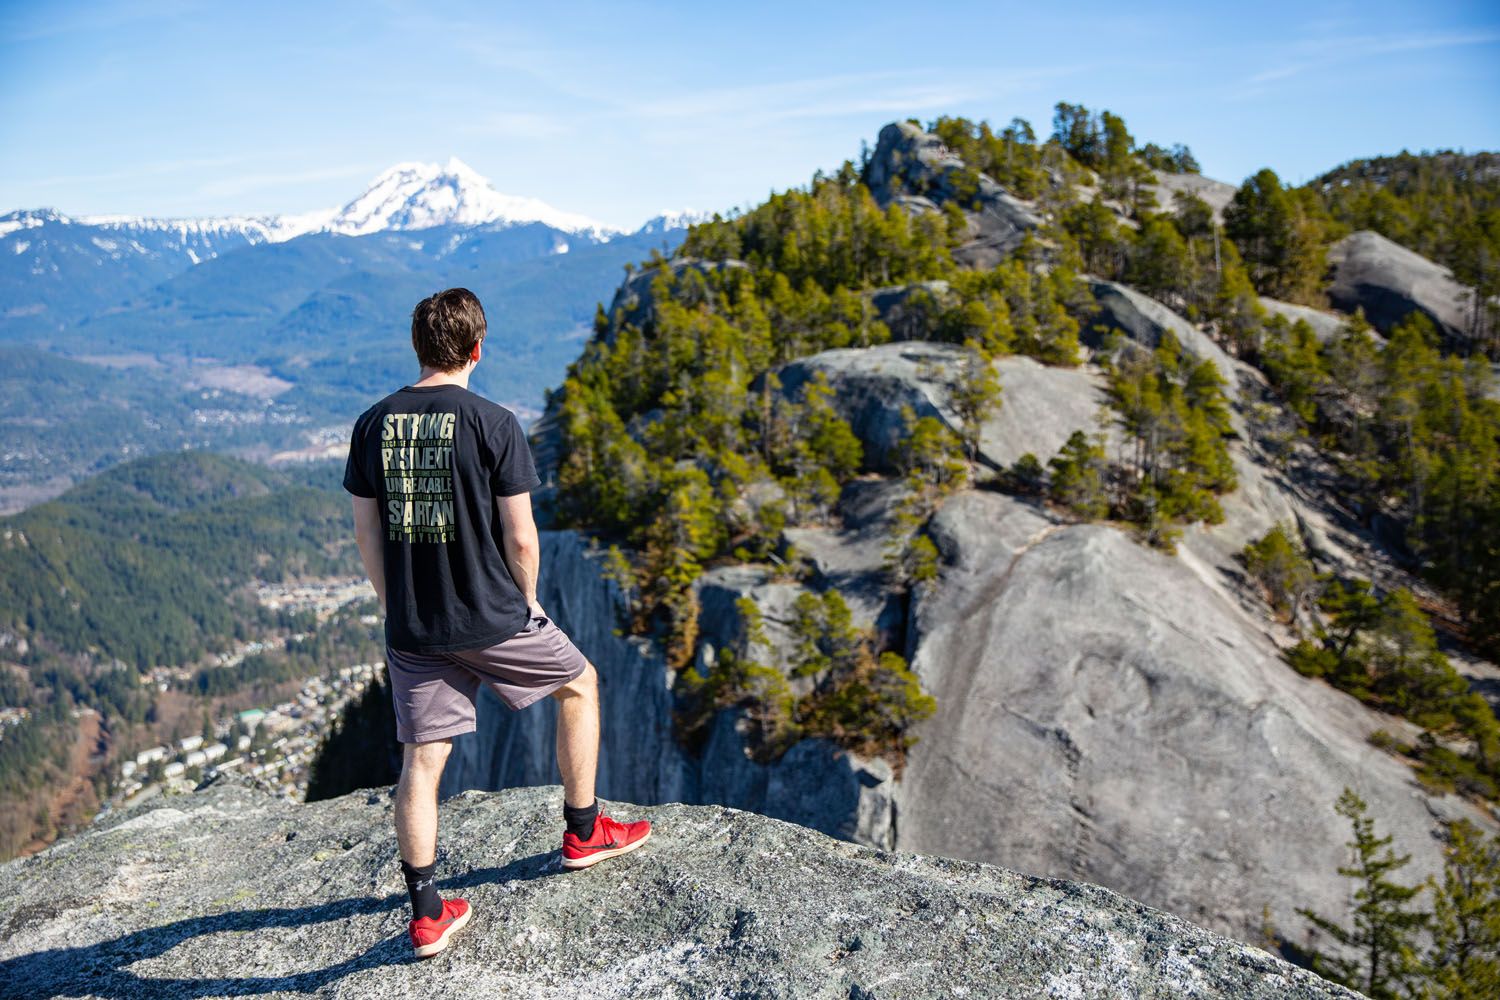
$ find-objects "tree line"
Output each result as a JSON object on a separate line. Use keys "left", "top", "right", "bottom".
{"left": 548, "top": 106, "right": 1249, "bottom": 761}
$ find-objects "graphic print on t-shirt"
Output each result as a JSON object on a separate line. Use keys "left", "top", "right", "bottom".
{"left": 382, "top": 411, "right": 457, "bottom": 543}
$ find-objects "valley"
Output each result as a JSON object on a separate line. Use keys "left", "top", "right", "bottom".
{"left": 0, "top": 161, "right": 697, "bottom": 506}
{"left": 2, "top": 104, "right": 1498, "bottom": 995}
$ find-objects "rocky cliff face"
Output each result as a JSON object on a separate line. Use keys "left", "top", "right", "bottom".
{"left": 439, "top": 530, "right": 898, "bottom": 848}
{"left": 0, "top": 781, "right": 1358, "bottom": 999}
{"left": 865, "top": 121, "right": 1042, "bottom": 269}
{"left": 462, "top": 320, "right": 1499, "bottom": 954}
{"left": 898, "top": 489, "right": 1490, "bottom": 943}
{"left": 448, "top": 120, "right": 1500, "bottom": 965}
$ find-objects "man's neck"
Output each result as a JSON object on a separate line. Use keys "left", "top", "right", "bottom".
{"left": 410, "top": 364, "right": 473, "bottom": 390}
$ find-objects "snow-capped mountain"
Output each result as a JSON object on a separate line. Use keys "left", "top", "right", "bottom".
{"left": 0, "top": 164, "right": 703, "bottom": 330}
{"left": 2, "top": 207, "right": 281, "bottom": 251}
{"left": 325, "top": 158, "right": 617, "bottom": 239}
{"left": 636, "top": 208, "right": 714, "bottom": 235}
{"left": 4, "top": 158, "right": 636, "bottom": 253}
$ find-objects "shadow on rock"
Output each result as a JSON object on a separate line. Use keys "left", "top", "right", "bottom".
{"left": 0, "top": 851, "right": 555, "bottom": 998}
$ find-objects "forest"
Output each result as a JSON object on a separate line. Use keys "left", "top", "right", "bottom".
{"left": 0, "top": 451, "right": 363, "bottom": 858}
{"left": 542, "top": 104, "right": 1498, "bottom": 774}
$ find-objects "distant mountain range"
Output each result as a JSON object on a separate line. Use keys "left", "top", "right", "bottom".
{"left": 0, "top": 160, "right": 706, "bottom": 510}
{"left": 3, "top": 155, "right": 697, "bottom": 248}
{"left": 1, "top": 159, "right": 703, "bottom": 326}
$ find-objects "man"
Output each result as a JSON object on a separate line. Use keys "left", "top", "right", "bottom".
{"left": 343, "top": 287, "right": 651, "bottom": 960}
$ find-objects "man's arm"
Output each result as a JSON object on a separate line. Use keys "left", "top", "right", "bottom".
{"left": 351, "top": 496, "right": 387, "bottom": 614}
{"left": 497, "top": 492, "right": 541, "bottom": 615}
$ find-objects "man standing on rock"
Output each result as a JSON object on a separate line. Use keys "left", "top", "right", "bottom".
{"left": 343, "top": 287, "right": 651, "bottom": 959}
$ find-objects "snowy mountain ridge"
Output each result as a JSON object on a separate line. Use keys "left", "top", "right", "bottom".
{"left": 0, "top": 207, "right": 319, "bottom": 244}
{"left": 636, "top": 207, "right": 713, "bottom": 234}
{"left": 3, "top": 157, "right": 678, "bottom": 248}
{"left": 326, "top": 157, "right": 615, "bottom": 238}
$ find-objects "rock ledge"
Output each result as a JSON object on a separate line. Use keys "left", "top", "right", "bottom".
{"left": 1, "top": 783, "right": 1355, "bottom": 999}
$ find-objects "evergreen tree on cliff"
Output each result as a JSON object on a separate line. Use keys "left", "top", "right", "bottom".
{"left": 1297, "top": 788, "right": 1428, "bottom": 999}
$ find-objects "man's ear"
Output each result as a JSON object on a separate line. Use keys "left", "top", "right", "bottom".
{"left": 470, "top": 340, "right": 482, "bottom": 363}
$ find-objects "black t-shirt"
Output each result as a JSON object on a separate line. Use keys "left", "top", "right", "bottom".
{"left": 342, "top": 384, "right": 541, "bottom": 653}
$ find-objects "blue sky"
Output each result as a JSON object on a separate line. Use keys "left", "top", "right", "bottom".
{"left": 1, "top": 0, "right": 1497, "bottom": 230}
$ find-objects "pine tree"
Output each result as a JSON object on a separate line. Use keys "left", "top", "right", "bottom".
{"left": 1048, "top": 430, "right": 1109, "bottom": 520}
{"left": 1419, "top": 819, "right": 1500, "bottom": 999}
{"left": 1224, "top": 168, "right": 1329, "bottom": 304}
{"left": 1297, "top": 787, "right": 1428, "bottom": 999}
{"left": 948, "top": 340, "right": 1003, "bottom": 465}
{"left": 1242, "top": 523, "right": 1316, "bottom": 620}
{"left": 1309, "top": 577, "right": 1387, "bottom": 695}
{"left": 1260, "top": 316, "right": 1329, "bottom": 424}
{"left": 1126, "top": 214, "right": 1193, "bottom": 306}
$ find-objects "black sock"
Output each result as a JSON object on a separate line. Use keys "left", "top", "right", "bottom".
{"left": 564, "top": 798, "right": 598, "bottom": 839}
{"left": 401, "top": 859, "right": 442, "bottom": 921}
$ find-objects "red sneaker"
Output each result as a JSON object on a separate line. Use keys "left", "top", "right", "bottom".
{"left": 408, "top": 897, "right": 472, "bottom": 959}
{"left": 561, "top": 812, "right": 652, "bottom": 870}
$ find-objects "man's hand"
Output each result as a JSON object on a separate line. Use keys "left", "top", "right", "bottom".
{"left": 497, "top": 492, "right": 540, "bottom": 614}
{"left": 351, "top": 496, "right": 388, "bottom": 614}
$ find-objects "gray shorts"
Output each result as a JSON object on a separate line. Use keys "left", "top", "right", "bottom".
{"left": 385, "top": 612, "right": 589, "bottom": 744}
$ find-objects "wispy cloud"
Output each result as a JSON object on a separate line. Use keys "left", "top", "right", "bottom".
{"left": 31, "top": 155, "right": 249, "bottom": 188}
{"left": 1244, "top": 65, "right": 1303, "bottom": 87}
{"left": 625, "top": 68, "right": 1073, "bottom": 125}
{"left": 1333, "top": 28, "right": 1500, "bottom": 56}
{"left": 1236, "top": 27, "right": 1500, "bottom": 97}
{"left": 196, "top": 165, "right": 377, "bottom": 199}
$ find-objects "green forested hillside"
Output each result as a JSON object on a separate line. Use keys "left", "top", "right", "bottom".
{"left": 0, "top": 346, "right": 305, "bottom": 511}
{"left": 0, "top": 450, "right": 364, "bottom": 858}
{"left": 540, "top": 105, "right": 1499, "bottom": 781}
{"left": 0, "top": 451, "right": 356, "bottom": 669}
{"left": 546, "top": 107, "right": 1248, "bottom": 761}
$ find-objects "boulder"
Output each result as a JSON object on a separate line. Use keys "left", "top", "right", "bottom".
{"left": 1148, "top": 171, "right": 1239, "bottom": 222}
{"left": 1086, "top": 280, "right": 1240, "bottom": 400}
{"left": 601, "top": 257, "right": 751, "bottom": 345}
{"left": 896, "top": 489, "right": 1495, "bottom": 946}
{"left": 773, "top": 342, "right": 1113, "bottom": 474}
{"left": 1259, "top": 297, "right": 1348, "bottom": 343}
{"left": 865, "top": 121, "right": 1043, "bottom": 269}
{"left": 1326, "top": 230, "right": 1477, "bottom": 345}
{"left": 0, "top": 781, "right": 1358, "bottom": 999}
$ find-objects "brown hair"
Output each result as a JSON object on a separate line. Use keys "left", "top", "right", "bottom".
{"left": 411, "top": 288, "right": 486, "bottom": 371}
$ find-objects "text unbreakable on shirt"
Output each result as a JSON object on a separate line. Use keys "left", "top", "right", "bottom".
{"left": 381, "top": 409, "right": 459, "bottom": 543}
{"left": 344, "top": 384, "right": 542, "bottom": 653}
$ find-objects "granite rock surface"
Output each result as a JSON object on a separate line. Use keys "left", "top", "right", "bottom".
{"left": 0, "top": 782, "right": 1359, "bottom": 1000}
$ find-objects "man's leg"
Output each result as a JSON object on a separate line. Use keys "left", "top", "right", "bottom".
{"left": 395, "top": 738, "right": 451, "bottom": 919}
{"left": 551, "top": 661, "right": 599, "bottom": 810}
{"left": 546, "top": 653, "right": 651, "bottom": 868}
{"left": 396, "top": 738, "right": 452, "bottom": 864}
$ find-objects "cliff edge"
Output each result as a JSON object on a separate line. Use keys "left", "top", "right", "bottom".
{"left": 0, "top": 782, "right": 1354, "bottom": 999}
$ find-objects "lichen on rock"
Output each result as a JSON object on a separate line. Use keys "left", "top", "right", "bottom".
{"left": 0, "top": 782, "right": 1358, "bottom": 999}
